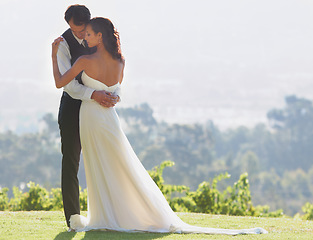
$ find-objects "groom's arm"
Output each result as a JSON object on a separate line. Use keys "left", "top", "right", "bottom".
{"left": 57, "top": 39, "right": 118, "bottom": 107}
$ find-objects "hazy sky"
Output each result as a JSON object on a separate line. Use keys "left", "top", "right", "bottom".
{"left": 1, "top": 0, "right": 313, "bottom": 132}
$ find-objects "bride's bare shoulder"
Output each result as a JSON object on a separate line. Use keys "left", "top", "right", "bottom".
{"left": 76, "top": 54, "right": 96, "bottom": 65}
{"left": 79, "top": 53, "right": 96, "bottom": 60}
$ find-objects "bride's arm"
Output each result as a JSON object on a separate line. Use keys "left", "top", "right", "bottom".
{"left": 52, "top": 37, "right": 86, "bottom": 88}
{"left": 57, "top": 39, "right": 95, "bottom": 100}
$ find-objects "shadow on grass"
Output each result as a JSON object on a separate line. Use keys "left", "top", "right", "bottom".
{"left": 83, "top": 231, "right": 172, "bottom": 240}
{"left": 54, "top": 230, "right": 172, "bottom": 240}
{"left": 53, "top": 231, "right": 77, "bottom": 240}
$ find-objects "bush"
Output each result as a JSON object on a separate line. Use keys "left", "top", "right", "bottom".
{"left": 50, "top": 188, "right": 63, "bottom": 210}
{"left": 190, "top": 172, "right": 230, "bottom": 214}
{"left": 0, "top": 187, "right": 9, "bottom": 210}
{"left": 302, "top": 202, "right": 313, "bottom": 220}
{"left": 222, "top": 172, "right": 254, "bottom": 216}
{"left": 148, "top": 160, "right": 189, "bottom": 201}
{"left": 254, "top": 205, "right": 284, "bottom": 218}
{"left": 79, "top": 188, "right": 88, "bottom": 211}
{"left": 20, "top": 182, "right": 52, "bottom": 211}
{"left": 1, "top": 182, "right": 88, "bottom": 212}
{"left": 0, "top": 161, "right": 290, "bottom": 218}
{"left": 170, "top": 171, "right": 283, "bottom": 217}
{"left": 9, "top": 187, "right": 23, "bottom": 211}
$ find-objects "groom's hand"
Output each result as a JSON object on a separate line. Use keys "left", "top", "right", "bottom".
{"left": 91, "top": 90, "right": 119, "bottom": 108}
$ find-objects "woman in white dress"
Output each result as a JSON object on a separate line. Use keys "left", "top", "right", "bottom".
{"left": 52, "top": 17, "right": 267, "bottom": 235}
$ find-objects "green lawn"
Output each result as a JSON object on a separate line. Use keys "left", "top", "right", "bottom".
{"left": 0, "top": 211, "right": 312, "bottom": 239}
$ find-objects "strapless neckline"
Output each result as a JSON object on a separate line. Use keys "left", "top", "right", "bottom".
{"left": 82, "top": 71, "right": 120, "bottom": 89}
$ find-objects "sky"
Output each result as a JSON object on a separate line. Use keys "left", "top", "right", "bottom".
{"left": 1, "top": 0, "right": 313, "bottom": 132}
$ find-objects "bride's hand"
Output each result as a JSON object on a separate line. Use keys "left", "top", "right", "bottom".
{"left": 51, "top": 37, "right": 63, "bottom": 59}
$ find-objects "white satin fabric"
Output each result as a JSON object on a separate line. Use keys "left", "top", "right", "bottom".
{"left": 70, "top": 72, "right": 268, "bottom": 235}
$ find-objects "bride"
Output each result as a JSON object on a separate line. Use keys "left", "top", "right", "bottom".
{"left": 51, "top": 17, "right": 267, "bottom": 235}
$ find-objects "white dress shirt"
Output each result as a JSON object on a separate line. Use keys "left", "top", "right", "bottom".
{"left": 56, "top": 32, "right": 95, "bottom": 100}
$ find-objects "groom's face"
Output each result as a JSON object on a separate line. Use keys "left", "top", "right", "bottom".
{"left": 68, "top": 18, "right": 87, "bottom": 40}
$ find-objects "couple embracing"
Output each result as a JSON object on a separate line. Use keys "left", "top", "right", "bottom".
{"left": 52, "top": 4, "right": 267, "bottom": 235}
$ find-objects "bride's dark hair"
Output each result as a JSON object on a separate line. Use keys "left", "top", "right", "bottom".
{"left": 89, "top": 17, "right": 124, "bottom": 63}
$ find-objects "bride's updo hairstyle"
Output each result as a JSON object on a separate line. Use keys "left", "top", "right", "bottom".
{"left": 89, "top": 17, "right": 124, "bottom": 63}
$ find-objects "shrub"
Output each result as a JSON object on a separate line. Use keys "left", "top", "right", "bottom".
{"left": 0, "top": 187, "right": 9, "bottom": 210}
{"left": 254, "top": 205, "right": 284, "bottom": 218}
{"left": 302, "top": 202, "right": 313, "bottom": 220}
{"left": 79, "top": 188, "right": 88, "bottom": 211}
{"left": 50, "top": 188, "right": 63, "bottom": 210}
{"left": 189, "top": 172, "right": 230, "bottom": 214}
{"left": 222, "top": 172, "right": 254, "bottom": 216}
{"left": 0, "top": 162, "right": 289, "bottom": 218}
{"left": 148, "top": 160, "right": 189, "bottom": 202}
{"left": 20, "top": 182, "right": 52, "bottom": 211}
{"left": 9, "top": 187, "right": 23, "bottom": 211}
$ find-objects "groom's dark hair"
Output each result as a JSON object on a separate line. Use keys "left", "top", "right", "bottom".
{"left": 64, "top": 5, "right": 91, "bottom": 26}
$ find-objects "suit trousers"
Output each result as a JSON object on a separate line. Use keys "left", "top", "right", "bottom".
{"left": 58, "top": 92, "right": 82, "bottom": 227}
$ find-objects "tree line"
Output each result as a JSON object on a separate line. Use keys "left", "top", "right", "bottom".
{"left": 0, "top": 95, "right": 312, "bottom": 217}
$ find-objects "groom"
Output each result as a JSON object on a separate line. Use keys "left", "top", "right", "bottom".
{"left": 56, "top": 4, "right": 119, "bottom": 230}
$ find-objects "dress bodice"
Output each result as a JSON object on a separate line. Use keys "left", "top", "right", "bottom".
{"left": 81, "top": 71, "right": 120, "bottom": 93}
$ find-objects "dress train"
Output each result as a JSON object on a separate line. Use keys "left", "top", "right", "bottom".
{"left": 69, "top": 72, "right": 268, "bottom": 235}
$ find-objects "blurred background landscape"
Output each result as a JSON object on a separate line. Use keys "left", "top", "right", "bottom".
{"left": 0, "top": 0, "right": 313, "bottom": 217}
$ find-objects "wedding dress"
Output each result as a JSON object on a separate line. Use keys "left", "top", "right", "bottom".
{"left": 69, "top": 71, "right": 267, "bottom": 235}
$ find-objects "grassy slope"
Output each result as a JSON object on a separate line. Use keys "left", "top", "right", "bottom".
{"left": 0, "top": 211, "right": 312, "bottom": 240}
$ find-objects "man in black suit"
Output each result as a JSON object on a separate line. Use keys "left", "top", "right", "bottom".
{"left": 56, "top": 5, "right": 119, "bottom": 230}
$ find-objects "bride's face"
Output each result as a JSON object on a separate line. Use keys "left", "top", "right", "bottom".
{"left": 85, "top": 25, "right": 102, "bottom": 48}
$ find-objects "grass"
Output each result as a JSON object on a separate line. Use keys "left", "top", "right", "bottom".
{"left": 0, "top": 211, "right": 312, "bottom": 239}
